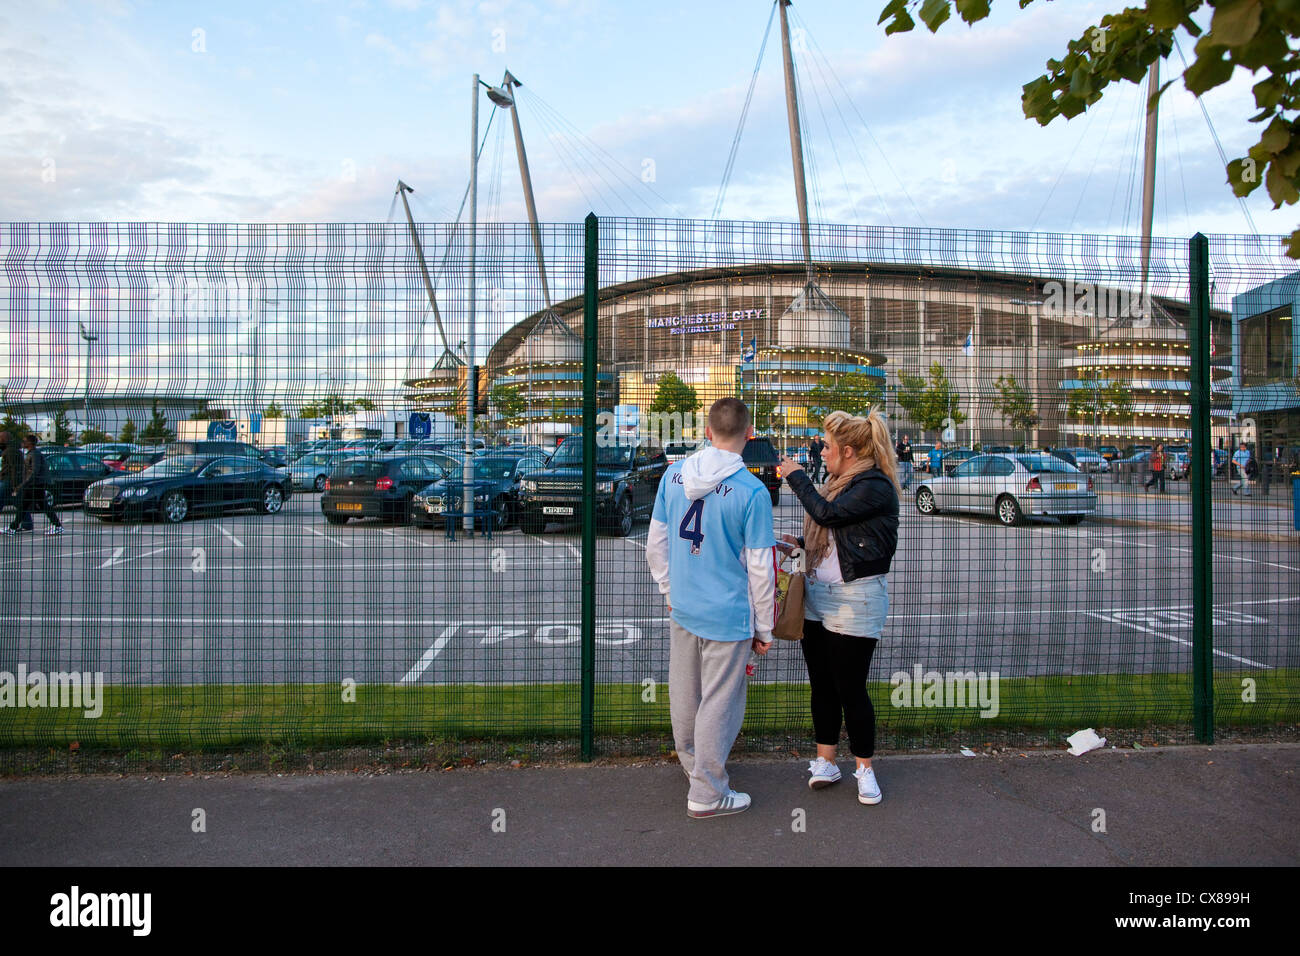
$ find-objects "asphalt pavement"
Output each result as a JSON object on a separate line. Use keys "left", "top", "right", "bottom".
{"left": 2, "top": 743, "right": 1296, "bottom": 865}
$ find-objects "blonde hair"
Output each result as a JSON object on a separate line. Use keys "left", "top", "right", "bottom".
{"left": 822, "top": 407, "right": 900, "bottom": 492}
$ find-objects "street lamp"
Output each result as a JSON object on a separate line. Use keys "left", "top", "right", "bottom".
{"left": 78, "top": 321, "right": 98, "bottom": 437}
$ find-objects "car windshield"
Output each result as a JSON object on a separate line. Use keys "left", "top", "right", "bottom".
{"left": 142, "top": 456, "right": 208, "bottom": 476}
{"left": 743, "top": 439, "right": 778, "bottom": 465}
{"left": 549, "top": 442, "right": 633, "bottom": 467}
{"left": 458, "top": 458, "right": 519, "bottom": 480}
{"left": 125, "top": 454, "right": 158, "bottom": 464}
{"left": 1016, "top": 455, "right": 1079, "bottom": 474}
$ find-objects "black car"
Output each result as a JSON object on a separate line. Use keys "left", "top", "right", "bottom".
{"left": 743, "top": 437, "right": 781, "bottom": 506}
{"left": 517, "top": 439, "right": 667, "bottom": 536}
{"left": 119, "top": 450, "right": 167, "bottom": 474}
{"left": 410, "top": 455, "right": 549, "bottom": 531}
{"left": 36, "top": 451, "right": 114, "bottom": 510}
{"left": 320, "top": 455, "right": 447, "bottom": 525}
{"left": 84, "top": 455, "right": 292, "bottom": 523}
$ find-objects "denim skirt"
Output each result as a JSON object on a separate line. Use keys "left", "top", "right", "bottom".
{"left": 804, "top": 573, "right": 889, "bottom": 639}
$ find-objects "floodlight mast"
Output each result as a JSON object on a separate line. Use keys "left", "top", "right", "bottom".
{"left": 495, "top": 71, "right": 553, "bottom": 310}
{"left": 395, "top": 180, "right": 456, "bottom": 359}
{"left": 778, "top": 0, "right": 813, "bottom": 279}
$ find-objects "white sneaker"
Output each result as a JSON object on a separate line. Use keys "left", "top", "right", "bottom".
{"left": 686, "top": 789, "right": 751, "bottom": 818}
{"left": 854, "top": 764, "right": 882, "bottom": 805}
{"left": 808, "top": 757, "right": 841, "bottom": 790}
{"left": 45, "top": 526, "right": 64, "bottom": 536}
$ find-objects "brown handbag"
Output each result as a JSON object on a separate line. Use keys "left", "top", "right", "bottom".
{"left": 773, "top": 563, "right": 805, "bottom": 641}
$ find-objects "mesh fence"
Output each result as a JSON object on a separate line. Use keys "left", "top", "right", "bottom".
{"left": 0, "top": 218, "right": 1296, "bottom": 769}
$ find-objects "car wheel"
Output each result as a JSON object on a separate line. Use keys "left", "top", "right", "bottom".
{"left": 313, "top": 474, "right": 326, "bottom": 492}
{"left": 161, "top": 490, "right": 189, "bottom": 524}
{"left": 260, "top": 484, "right": 284, "bottom": 515}
{"left": 608, "top": 494, "right": 634, "bottom": 537}
{"left": 44, "top": 489, "right": 57, "bottom": 511}
{"left": 519, "top": 512, "right": 546, "bottom": 535}
{"left": 1059, "top": 515, "right": 1085, "bottom": 525}
{"left": 996, "top": 495, "right": 1023, "bottom": 527}
{"left": 325, "top": 514, "right": 349, "bottom": 526}
{"left": 915, "top": 488, "right": 938, "bottom": 515}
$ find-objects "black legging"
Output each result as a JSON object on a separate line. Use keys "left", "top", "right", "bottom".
{"left": 11, "top": 484, "right": 59, "bottom": 530}
{"left": 800, "top": 618, "right": 878, "bottom": 758}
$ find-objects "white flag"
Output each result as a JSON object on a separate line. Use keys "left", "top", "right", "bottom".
{"left": 963, "top": 329, "right": 974, "bottom": 357}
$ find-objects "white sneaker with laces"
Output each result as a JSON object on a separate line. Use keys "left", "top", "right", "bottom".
{"left": 808, "top": 756, "right": 841, "bottom": 789}
{"left": 686, "top": 789, "right": 751, "bottom": 818}
{"left": 854, "top": 764, "right": 882, "bottom": 805}
{"left": 45, "top": 526, "right": 64, "bottom": 536}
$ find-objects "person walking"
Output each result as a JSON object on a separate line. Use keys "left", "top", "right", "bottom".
{"left": 5, "top": 434, "right": 64, "bottom": 536}
{"left": 1145, "top": 443, "right": 1166, "bottom": 493}
{"left": 777, "top": 408, "right": 900, "bottom": 806}
{"left": 808, "top": 436, "right": 824, "bottom": 483}
{"left": 895, "top": 433, "right": 913, "bottom": 489}
{"left": 1231, "top": 442, "right": 1253, "bottom": 496}
{"left": 0, "top": 431, "right": 32, "bottom": 532}
{"left": 646, "top": 397, "right": 776, "bottom": 819}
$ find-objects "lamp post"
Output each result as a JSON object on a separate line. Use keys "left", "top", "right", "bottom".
{"left": 78, "top": 321, "right": 98, "bottom": 437}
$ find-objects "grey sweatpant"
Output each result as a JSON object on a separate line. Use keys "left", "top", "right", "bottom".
{"left": 669, "top": 620, "right": 751, "bottom": 805}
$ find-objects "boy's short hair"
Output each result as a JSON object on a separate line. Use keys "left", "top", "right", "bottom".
{"left": 707, "top": 397, "right": 750, "bottom": 441}
{"left": 21, "top": 434, "right": 36, "bottom": 445}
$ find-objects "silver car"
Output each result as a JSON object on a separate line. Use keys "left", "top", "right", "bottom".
{"left": 1057, "top": 447, "right": 1110, "bottom": 473}
{"left": 914, "top": 453, "right": 1097, "bottom": 526}
{"left": 289, "top": 451, "right": 349, "bottom": 492}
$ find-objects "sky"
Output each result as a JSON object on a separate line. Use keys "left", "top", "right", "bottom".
{"left": 1, "top": 0, "right": 1296, "bottom": 240}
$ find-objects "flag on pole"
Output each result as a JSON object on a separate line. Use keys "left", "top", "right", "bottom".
{"left": 741, "top": 337, "right": 757, "bottom": 363}
{"left": 963, "top": 329, "right": 974, "bottom": 357}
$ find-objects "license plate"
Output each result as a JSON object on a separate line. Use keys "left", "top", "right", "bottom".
{"left": 428, "top": 502, "right": 443, "bottom": 513}
{"left": 543, "top": 506, "right": 573, "bottom": 516}
{"left": 748, "top": 467, "right": 761, "bottom": 474}
{"left": 1055, "top": 482, "right": 1078, "bottom": 491}
{"left": 335, "top": 502, "right": 363, "bottom": 512}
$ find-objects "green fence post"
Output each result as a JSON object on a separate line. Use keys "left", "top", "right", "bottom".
{"left": 1189, "top": 233, "right": 1214, "bottom": 743}
{"left": 581, "top": 212, "right": 598, "bottom": 761}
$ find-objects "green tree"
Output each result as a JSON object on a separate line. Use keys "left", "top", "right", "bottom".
{"left": 878, "top": 0, "right": 1300, "bottom": 256}
{"left": 749, "top": 392, "right": 785, "bottom": 437}
{"left": 118, "top": 418, "right": 137, "bottom": 443}
{"left": 352, "top": 397, "right": 376, "bottom": 411}
{"left": 489, "top": 384, "right": 526, "bottom": 424}
{"left": 0, "top": 409, "right": 30, "bottom": 442}
{"left": 79, "top": 427, "right": 112, "bottom": 445}
{"left": 139, "top": 400, "right": 176, "bottom": 446}
{"left": 1067, "top": 369, "right": 1134, "bottom": 443}
{"left": 896, "top": 362, "right": 966, "bottom": 436}
{"left": 806, "top": 372, "right": 885, "bottom": 426}
{"left": 993, "top": 374, "right": 1041, "bottom": 447}
{"left": 189, "top": 401, "right": 213, "bottom": 421}
{"left": 51, "top": 406, "right": 74, "bottom": 445}
{"left": 648, "top": 372, "right": 701, "bottom": 418}
{"left": 263, "top": 402, "right": 285, "bottom": 419}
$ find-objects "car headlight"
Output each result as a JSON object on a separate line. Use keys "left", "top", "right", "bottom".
{"left": 130, "top": 487, "right": 151, "bottom": 498}
{"left": 596, "top": 481, "right": 613, "bottom": 494}
{"left": 451, "top": 496, "right": 462, "bottom": 509}
{"left": 521, "top": 480, "right": 537, "bottom": 492}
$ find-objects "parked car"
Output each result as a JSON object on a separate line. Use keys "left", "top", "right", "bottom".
{"left": 743, "top": 437, "right": 782, "bottom": 505}
{"left": 97, "top": 444, "right": 140, "bottom": 470}
{"left": 981, "top": 445, "right": 1015, "bottom": 454}
{"left": 411, "top": 455, "right": 549, "bottom": 531}
{"left": 1056, "top": 447, "right": 1110, "bottom": 473}
{"left": 290, "top": 451, "right": 350, "bottom": 492}
{"left": 119, "top": 450, "right": 167, "bottom": 474}
{"left": 517, "top": 439, "right": 667, "bottom": 536}
{"left": 320, "top": 454, "right": 447, "bottom": 525}
{"left": 913, "top": 453, "right": 1096, "bottom": 527}
{"left": 911, "top": 443, "right": 937, "bottom": 473}
{"left": 35, "top": 451, "right": 114, "bottom": 509}
{"left": 1167, "top": 451, "right": 1191, "bottom": 480}
{"left": 665, "top": 439, "right": 708, "bottom": 463}
{"left": 84, "top": 454, "right": 291, "bottom": 523}
{"left": 1122, "top": 444, "right": 1153, "bottom": 460}
{"left": 935, "top": 447, "right": 978, "bottom": 476}
{"left": 1097, "top": 445, "right": 1120, "bottom": 461}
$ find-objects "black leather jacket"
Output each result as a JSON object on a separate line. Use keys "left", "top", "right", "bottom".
{"left": 788, "top": 467, "right": 899, "bottom": 581}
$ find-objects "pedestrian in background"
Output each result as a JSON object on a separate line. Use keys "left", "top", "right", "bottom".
{"left": 808, "top": 436, "right": 824, "bottom": 483}
{"left": 895, "top": 433, "right": 913, "bottom": 490}
{"left": 777, "top": 408, "right": 900, "bottom": 806}
{"left": 1231, "top": 442, "right": 1253, "bottom": 497}
{"left": 646, "top": 397, "right": 776, "bottom": 819}
{"left": 0, "top": 431, "right": 32, "bottom": 532}
{"left": 1145, "top": 443, "right": 1166, "bottom": 493}
{"left": 5, "top": 434, "right": 64, "bottom": 536}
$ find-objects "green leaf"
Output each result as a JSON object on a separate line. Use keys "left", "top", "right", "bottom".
{"left": 919, "top": 0, "right": 952, "bottom": 32}
{"left": 1260, "top": 116, "right": 1291, "bottom": 154}
{"left": 1235, "top": 27, "right": 1289, "bottom": 69}
{"left": 1227, "top": 157, "right": 1262, "bottom": 196}
{"left": 1253, "top": 74, "right": 1288, "bottom": 110}
{"left": 877, "top": 0, "right": 909, "bottom": 26}
{"left": 1284, "top": 228, "right": 1300, "bottom": 260}
{"left": 1183, "top": 46, "right": 1234, "bottom": 95}
{"left": 1265, "top": 160, "right": 1300, "bottom": 206}
{"left": 1275, "top": 144, "right": 1300, "bottom": 179}
{"left": 1207, "top": 0, "right": 1262, "bottom": 47}
{"left": 883, "top": 7, "right": 916, "bottom": 34}
{"left": 954, "top": 0, "right": 991, "bottom": 24}
{"left": 1147, "top": 0, "right": 1191, "bottom": 31}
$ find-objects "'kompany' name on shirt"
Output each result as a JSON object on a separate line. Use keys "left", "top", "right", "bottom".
{"left": 669, "top": 472, "right": 734, "bottom": 496}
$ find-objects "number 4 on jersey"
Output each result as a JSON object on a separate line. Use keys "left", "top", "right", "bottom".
{"left": 678, "top": 499, "right": 704, "bottom": 555}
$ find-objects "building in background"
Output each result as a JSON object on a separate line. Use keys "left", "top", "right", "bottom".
{"left": 1231, "top": 272, "right": 1300, "bottom": 462}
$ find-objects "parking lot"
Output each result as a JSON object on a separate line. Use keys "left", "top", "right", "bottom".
{"left": 2, "top": 485, "right": 1296, "bottom": 690}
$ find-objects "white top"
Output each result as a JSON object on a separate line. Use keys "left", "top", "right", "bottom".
{"left": 813, "top": 534, "right": 844, "bottom": 584}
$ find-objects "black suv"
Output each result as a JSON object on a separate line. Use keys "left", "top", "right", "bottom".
{"left": 744, "top": 437, "right": 781, "bottom": 506}
{"left": 517, "top": 439, "right": 667, "bottom": 536}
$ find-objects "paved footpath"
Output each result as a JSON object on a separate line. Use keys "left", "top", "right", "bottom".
{"left": 2, "top": 744, "right": 1297, "bottom": 866}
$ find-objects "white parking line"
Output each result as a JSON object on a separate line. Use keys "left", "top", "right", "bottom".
{"left": 524, "top": 533, "right": 555, "bottom": 547}
{"left": 101, "top": 546, "right": 172, "bottom": 568}
{"left": 620, "top": 538, "right": 646, "bottom": 550}
{"left": 305, "top": 527, "right": 349, "bottom": 548}
{"left": 0, "top": 546, "right": 115, "bottom": 567}
{"left": 566, "top": 543, "right": 582, "bottom": 558}
{"left": 398, "top": 625, "right": 459, "bottom": 684}
{"left": 1083, "top": 610, "right": 1272, "bottom": 669}
{"left": 100, "top": 547, "right": 125, "bottom": 568}
{"left": 218, "top": 526, "right": 244, "bottom": 549}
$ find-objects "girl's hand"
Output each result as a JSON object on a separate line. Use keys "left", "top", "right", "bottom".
{"left": 778, "top": 455, "right": 802, "bottom": 479}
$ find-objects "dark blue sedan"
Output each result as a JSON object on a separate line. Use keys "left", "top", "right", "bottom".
{"left": 84, "top": 455, "right": 292, "bottom": 523}
{"left": 410, "top": 455, "right": 548, "bottom": 531}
